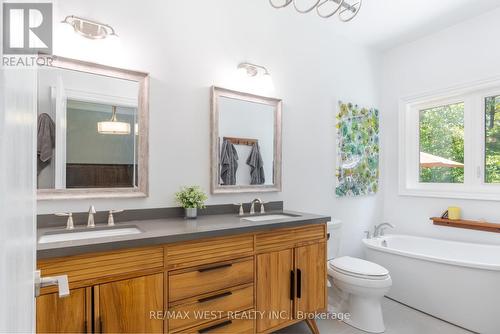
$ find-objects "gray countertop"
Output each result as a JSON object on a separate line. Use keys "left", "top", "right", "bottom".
{"left": 37, "top": 211, "right": 330, "bottom": 259}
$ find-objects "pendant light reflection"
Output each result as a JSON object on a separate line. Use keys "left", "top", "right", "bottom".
{"left": 97, "top": 106, "right": 131, "bottom": 135}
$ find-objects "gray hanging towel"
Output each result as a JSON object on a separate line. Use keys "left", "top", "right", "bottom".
{"left": 220, "top": 139, "right": 239, "bottom": 185}
{"left": 37, "top": 113, "right": 55, "bottom": 163}
{"left": 246, "top": 143, "right": 265, "bottom": 185}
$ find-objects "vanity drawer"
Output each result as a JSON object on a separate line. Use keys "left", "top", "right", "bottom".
{"left": 177, "top": 316, "right": 255, "bottom": 334}
{"left": 255, "top": 224, "right": 326, "bottom": 252}
{"left": 165, "top": 235, "right": 254, "bottom": 270}
{"left": 38, "top": 246, "right": 164, "bottom": 287}
{"left": 168, "top": 284, "right": 254, "bottom": 332}
{"left": 169, "top": 257, "right": 254, "bottom": 302}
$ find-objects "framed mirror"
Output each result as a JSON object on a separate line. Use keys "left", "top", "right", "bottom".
{"left": 211, "top": 87, "right": 282, "bottom": 194}
{"left": 37, "top": 56, "right": 149, "bottom": 200}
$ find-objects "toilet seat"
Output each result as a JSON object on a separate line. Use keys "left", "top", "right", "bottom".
{"left": 329, "top": 256, "right": 389, "bottom": 280}
{"left": 329, "top": 266, "right": 392, "bottom": 289}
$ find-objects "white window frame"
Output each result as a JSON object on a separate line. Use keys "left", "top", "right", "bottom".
{"left": 399, "top": 77, "right": 500, "bottom": 201}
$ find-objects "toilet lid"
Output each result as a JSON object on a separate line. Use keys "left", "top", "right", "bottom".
{"left": 329, "top": 256, "right": 389, "bottom": 277}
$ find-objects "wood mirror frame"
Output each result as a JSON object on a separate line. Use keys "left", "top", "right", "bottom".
{"left": 37, "top": 56, "right": 149, "bottom": 200}
{"left": 210, "top": 86, "right": 282, "bottom": 194}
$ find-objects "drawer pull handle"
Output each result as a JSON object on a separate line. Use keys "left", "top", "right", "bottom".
{"left": 297, "top": 269, "right": 302, "bottom": 299}
{"left": 198, "top": 320, "right": 233, "bottom": 333}
{"left": 290, "top": 270, "right": 295, "bottom": 300}
{"left": 198, "top": 263, "right": 233, "bottom": 273}
{"left": 198, "top": 291, "right": 233, "bottom": 303}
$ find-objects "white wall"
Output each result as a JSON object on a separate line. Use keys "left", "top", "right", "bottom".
{"left": 380, "top": 7, "right": 500, "bottom": 246}
{"left": 38, "top": 0, "right": 382, "bottom": 257}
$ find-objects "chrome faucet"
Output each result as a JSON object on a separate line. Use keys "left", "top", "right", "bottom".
{"left": 250, "top": 198, "right": 264, "bottom": 215}
{"left": 87, "top": 205, "right": 96, "bottom": 228}
{"left": 373, "top": 223, "right": 395, "bottom": 238}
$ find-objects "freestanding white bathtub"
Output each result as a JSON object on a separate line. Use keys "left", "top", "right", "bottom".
{"left": 363, "top": 235, "right": 500, "bottom": 334}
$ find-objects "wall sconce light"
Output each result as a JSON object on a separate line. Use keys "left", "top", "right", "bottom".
{"left": 62, "top": 15, "right": 118, "bottom": 40}
{"left": 237, "top": 62, "right": 275, "bottom": 91}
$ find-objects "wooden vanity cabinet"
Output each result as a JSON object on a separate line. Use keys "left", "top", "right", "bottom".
{"left": 294, "top": 243, "right": 327, "bottom": 316}
{"left": 95, "top": 273, "right": 164, "bottom": 333}
{"left": 36, "top": 287, "right": 89, "bottom": 333}
{"left": 255, "top": 224, "right": 327, "bottom": 334}
{"left": 255, "top": 243, "right": 326, "bottom": 333}
{"left": 36, "top": 223, "right": 327, "bottom": 334}
{"left": 256, "top": 249, "right": 294, "bottom": 332}
{"left": 37, "top": 247, "right": 165, "bottom": 333}
{"left": 36, "top": 275, "right": 164, "bottom": 334}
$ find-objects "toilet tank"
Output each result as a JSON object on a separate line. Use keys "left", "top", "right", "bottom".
{"left": 327, "top": 220, "right": 342, "bottom": 260}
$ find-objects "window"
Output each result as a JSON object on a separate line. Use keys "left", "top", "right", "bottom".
{"left": 400, "top": 82, "right": 500, "bottom": 200}
{"left": 419, "top": 103, "right": 464, "bottom": 184}
{"left": 485, "top": 95, "right": 500, "bottom": 184}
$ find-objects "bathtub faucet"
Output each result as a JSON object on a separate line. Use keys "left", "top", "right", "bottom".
{"left": 373, "top": 223, "right": 395, "bottom": 238}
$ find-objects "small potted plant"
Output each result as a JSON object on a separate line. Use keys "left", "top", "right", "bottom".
{"left": 175, "top": 186, "right": 208, "bottom": 219}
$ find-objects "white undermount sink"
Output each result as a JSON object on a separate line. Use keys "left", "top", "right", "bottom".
{"left": 38, "top": 226, "right": 142, "bottom": 244}
{"left": 242, "top": 214, "right": 299, "bottom": 222}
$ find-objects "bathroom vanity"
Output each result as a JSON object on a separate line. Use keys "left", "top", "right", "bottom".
{"left": 33, "top": 55, "right": 325, "bottom": 334}
{"left": 36, "top": 212, "right": 328, "bottom": 334}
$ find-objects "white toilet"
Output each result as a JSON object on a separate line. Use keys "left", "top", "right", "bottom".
{"left": 327, "top": 221, "right": 392, "bottom": 333}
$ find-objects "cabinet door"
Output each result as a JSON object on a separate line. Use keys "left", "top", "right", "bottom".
{"left": 36, "top": 288, "right": 88, "bottom": 333}
{"left": 96, "top": 273, "right": 164, "bottom": 333}
{"left": 295, "top": 243, "right": 326, "bottom": 315}
{"left": 256, "top": 249, "right": 294, "bottom": 333}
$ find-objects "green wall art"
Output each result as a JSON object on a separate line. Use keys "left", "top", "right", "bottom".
{"left": 336, "top": 102, "right": 380, "bottom": 197}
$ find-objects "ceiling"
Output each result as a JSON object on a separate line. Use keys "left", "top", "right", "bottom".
{"left": 291, "top": 0, "right": 500, "bottom": 50}
{"left": 55, "top": 0, "right": 500, "bottom": 52}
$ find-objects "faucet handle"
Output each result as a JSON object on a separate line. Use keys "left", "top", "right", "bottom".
{"left": 107, "top": 209, "right": 124, "bottom": 226}
{"left": 364, "top": 230, "right": 371, "bottom": 239}
{"left": 87, "top": 205, "right": 96, "bottom": 228}
{"left": 55, "top": 212, "right": 74, "bottom": 230}
{"left": 260, "top": 202, "right": 267, "bottom": 214}
{"left": 233, "top": 203, "right": 244, "bottom": 216}
{"left": 55, "top": 212, "right": 71, "bottom": 217}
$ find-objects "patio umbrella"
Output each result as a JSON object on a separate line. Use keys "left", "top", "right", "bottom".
{"left": 420, "top": 152, "right": 464, "bottom": 168}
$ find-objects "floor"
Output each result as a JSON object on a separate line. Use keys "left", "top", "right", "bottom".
{"left": 276, "top": 298, "right": 473, "bottom": 334}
